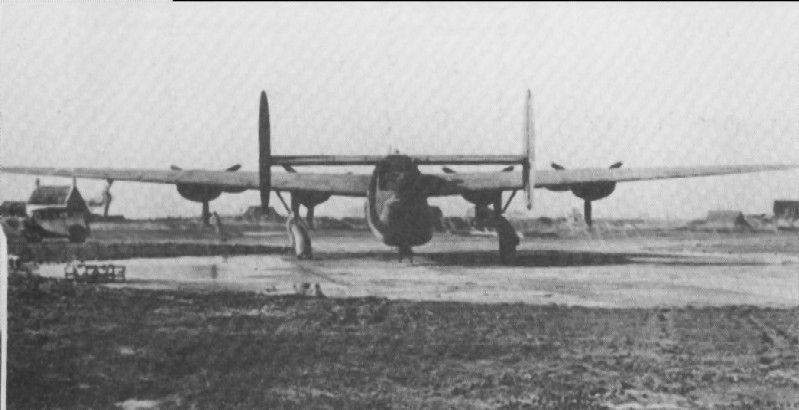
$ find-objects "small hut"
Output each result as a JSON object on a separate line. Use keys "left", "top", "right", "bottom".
{"left": 242, "top": 206, "right": 285, "bottom": 223}
{"left": 774, "top": 200, "right": 799, "bottom": 230}
{"left": 27, "top": 185, "right": 90, "bottom": 217}
{"left": 25, "top": 184, "right": 91, "bottom": 242}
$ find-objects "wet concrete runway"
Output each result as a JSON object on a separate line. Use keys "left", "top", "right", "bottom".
{"left": 37, "top": 235, "right": 799, "bottom": 308}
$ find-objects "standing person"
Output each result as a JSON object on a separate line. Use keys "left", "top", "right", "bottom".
{"left": 211, "top": 211, "right": 227, "bottom": 242}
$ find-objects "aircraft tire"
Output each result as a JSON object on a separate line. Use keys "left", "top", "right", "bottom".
{"left": 495, "top": 216, "right": 519, "bottom": 264}
{"left": 287, "top": 217, "right": 312, "bottom": 259}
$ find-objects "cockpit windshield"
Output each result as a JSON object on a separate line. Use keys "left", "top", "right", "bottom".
{"left": 373, "top": 155, "right": 419, "bottom": 194}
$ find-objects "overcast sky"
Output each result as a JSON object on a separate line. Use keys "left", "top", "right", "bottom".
{"left": 1, "top": 3, "right": 798, "bottom": 220}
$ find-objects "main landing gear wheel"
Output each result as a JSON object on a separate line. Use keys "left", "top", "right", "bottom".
{"left": 495, "top": 216, "right": 519, "bottom": 264}
{"left": 286, "top": 216, "right": 312, "bottom": 259}
{"left": 398, "top": 245, "right": 414, "bottom": 262}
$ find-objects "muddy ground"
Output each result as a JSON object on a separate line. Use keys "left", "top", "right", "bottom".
{"left": 8, "top": 275, "right": 799, "bottom": 409}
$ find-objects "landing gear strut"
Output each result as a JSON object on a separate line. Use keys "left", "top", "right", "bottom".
{"left": 493, "top": 195, "right": 519, "bottom": 264}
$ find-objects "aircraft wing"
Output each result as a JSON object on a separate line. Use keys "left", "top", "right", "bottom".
{"left": 0, "top": 166, "right": 371, "bottom": 197}
{"left": 426, "top": 163, "right": 798, "bottom": 195}
{"left": 532, "top": 164, "right": 799, "bottom": 188}
{"left": 1, "top": 163, "right": 795, "bottom": 198}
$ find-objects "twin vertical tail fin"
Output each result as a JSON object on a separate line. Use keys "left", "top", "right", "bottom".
{"left": 524, "top": 89, "right": 536, "bottom": 210}
{"left": 256, "top": 89, "right": 535, "bottom": 213}
{"left": 259, "top": 91, "right": 272, "bottom": 212}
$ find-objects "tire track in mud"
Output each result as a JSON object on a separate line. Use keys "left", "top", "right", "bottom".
{"left": 652, "top": 308, "right": 678, "bottom": 355}
{"left": 740, "top": 308, "right": 797, "bottom": 351}
{"left": 290, "top": 260, "right": 351, "bottom": 286}
{"left": 733, "top": 306, "right": 799, "bottom": 390}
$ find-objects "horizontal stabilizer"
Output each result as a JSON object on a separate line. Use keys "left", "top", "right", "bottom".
{"left": 268, "top": 155, "right": 526, "bottom": 166}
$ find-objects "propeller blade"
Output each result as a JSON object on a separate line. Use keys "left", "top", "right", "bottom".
{"left": 609, "top": 161, "right": 623, "bottom": 169}
{"left": 551, "top": 162, "right": 565, "bottom": 170}
{"left": 226, "top": 164, "right": 242, "bottom": 172}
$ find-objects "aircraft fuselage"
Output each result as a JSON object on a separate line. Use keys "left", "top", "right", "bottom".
{"left": 365, "top": 155, "right": 435, "bottom": 249}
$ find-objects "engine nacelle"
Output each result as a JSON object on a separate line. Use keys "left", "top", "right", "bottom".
{"left": 173, "top": 164, "right": 245, "bottom": 201}
{"left": 547, "top": 161, "right": 622, "bottom": 202}
{"left": 459, "top": 191, "right": 502, "bottom": 230}
{"left": 570, "top": 181, "right": 616, "bottom": 202}
{"left": 291, "top": 191, "right": 332, "bottom": 208}
{"left": 461, "top": 191, "right": 499, "bottom": 207}
{"left": 176, "top": 184, "right": 222, "bottom": 203}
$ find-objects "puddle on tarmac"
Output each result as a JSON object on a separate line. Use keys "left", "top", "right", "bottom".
{"left": 37, "top": 255, "right": 306, "bottom": 292}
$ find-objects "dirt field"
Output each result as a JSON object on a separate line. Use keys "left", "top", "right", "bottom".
{"left": 8, "top": 276, "right": 799, "bottom": 409}
{"left": 9, "top": 230, "right": 799, "bottom": 408}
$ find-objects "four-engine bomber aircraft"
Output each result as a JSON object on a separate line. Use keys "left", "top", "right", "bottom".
{"left": 2, "top": 90, "right": 797, "bottom": 262}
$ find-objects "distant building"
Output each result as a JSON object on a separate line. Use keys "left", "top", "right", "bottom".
{"left": 694, "top": 210, "right": 752, "bottom": 232}
{"left": 744, "top": 214, "right": 775, "bottom": 232}
{"left": 313, "top": 217, "right": 353, "bottom": 230}
{"left": 441, "top": 217, "right": 471, "bottom": 234}
{"left": 242, "top": 206, "right": 285, "bottom": 223}
{"left": 341, "top": 217, "right": 368, "bottom": 230}
{"left": 25, "top": 184, "right": 91, "bottom": 242}
{"left": 28, "top": 185, "right": 89, "bottom": 214}
{"left": 773, "top": 200, "right": 799, "bottom": 230}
